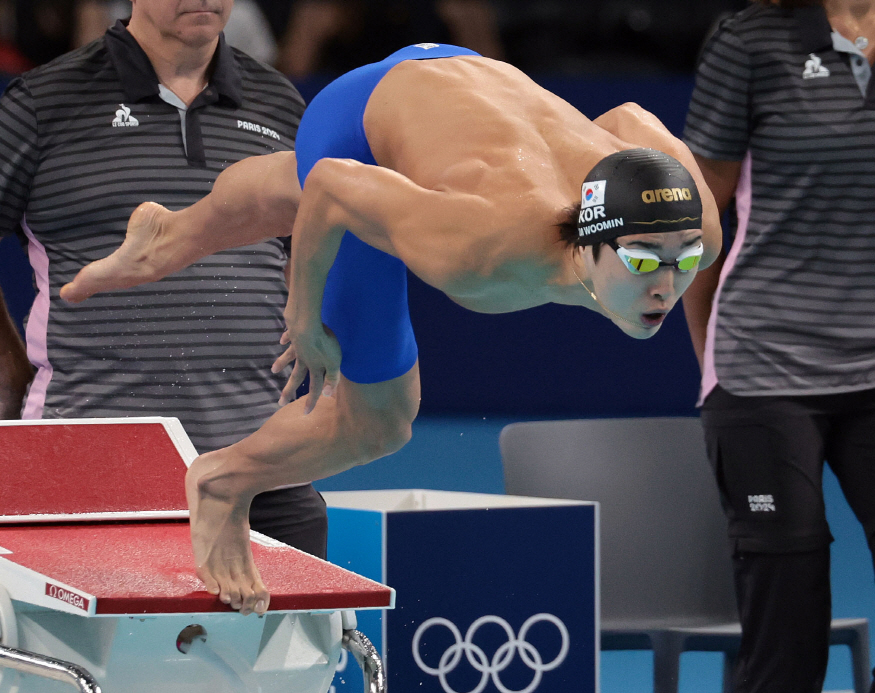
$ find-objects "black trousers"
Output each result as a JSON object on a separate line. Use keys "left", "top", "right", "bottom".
{"left": 248, "top": 484, "right": 328, "bottom": 560}
{"left": 702, "top": 384, "right": 875, "bottom": 693}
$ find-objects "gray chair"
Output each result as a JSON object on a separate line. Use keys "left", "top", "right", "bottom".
{"left": 499, "top": 417, "right": 870, "bottom": 693}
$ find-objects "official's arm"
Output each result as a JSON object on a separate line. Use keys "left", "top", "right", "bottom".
{"left": 682, "top": 155, "right": 742, "bottom": 371}
{"left": 0, "top": 287, "right": 32, "bottom": 419}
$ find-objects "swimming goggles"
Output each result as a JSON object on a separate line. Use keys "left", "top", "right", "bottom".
{"left": 606, "top": 239, "right": 704, "bottom": 275}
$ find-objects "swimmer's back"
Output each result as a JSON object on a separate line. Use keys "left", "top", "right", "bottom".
{"left": 364, "top": 55, "right": 611, "bottom": 194}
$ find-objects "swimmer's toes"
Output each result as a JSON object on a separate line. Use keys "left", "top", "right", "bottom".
{"left": 197, "top": 567, "right": 220, "bottom": 596}
{"left": 59, "top": 281, "right": 87, "bottom": 304}
{"left": 227, "top": 588, "right": 244, "bottom": 610}
{"left": 253, "top": 585, "right": 270, "bottom": 615}
{"left": 238, "top": 586, "right": 259, "bottom": 616}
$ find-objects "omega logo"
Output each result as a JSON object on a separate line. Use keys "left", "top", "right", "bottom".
{"left": 45, "top": 582, "right": 89, "bottom": 611}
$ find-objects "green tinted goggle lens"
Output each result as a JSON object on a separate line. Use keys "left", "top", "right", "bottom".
{"left": 611, "top": 242, "right": 703, "bottom": 275}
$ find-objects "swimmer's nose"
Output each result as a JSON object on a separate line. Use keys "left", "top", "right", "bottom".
{"left": 648, "top": 267, "right": 676, "bottom": 303}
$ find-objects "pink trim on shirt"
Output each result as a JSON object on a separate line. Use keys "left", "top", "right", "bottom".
{"left": 20, "top": 218, "right": 52, "bottom": 419}
{"left": 698, "top": 152, "right": 752, "bottom": 406}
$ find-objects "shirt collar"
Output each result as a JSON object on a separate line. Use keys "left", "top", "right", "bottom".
{"left": 794, "top": 4, "right": 834, "bottom": 54}
{"left": 105, "top": 19, "right": 242, "bottom": 107}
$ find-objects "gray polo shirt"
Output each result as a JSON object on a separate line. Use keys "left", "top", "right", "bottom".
{"left": 684, "top": 4, "right": 875, "bottom": 400}
{"left": 0, "top": 21, "right": 304, "bottom": 452}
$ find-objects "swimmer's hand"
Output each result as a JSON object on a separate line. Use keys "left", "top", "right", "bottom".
{"left": 60, "top": 202, "right": 178, "bottom": 303}
{"left": 272, "top": 321, "right": 341, "bottom": 413}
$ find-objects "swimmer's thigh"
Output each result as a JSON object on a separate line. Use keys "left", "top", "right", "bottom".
{"left": 337, "top": 361, "right": 421, "bottom": 418}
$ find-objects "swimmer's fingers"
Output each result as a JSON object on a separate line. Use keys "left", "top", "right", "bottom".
{"left": 317, "top": 330, "right": 342, "bottom": 404}
{"left": 305, "top": 368, "right": 325, "bottom": 415}
{"left": 271, "top": 343, "right": 296, "bottom": 375}
{"left": 279, "top": 359, "right": 309, "bottom": 406}
{"left": 302, "top": 334, "right": 341, "bottom": 414}
{"left": 321, "top": 357, "right": 341, "bottom": 400}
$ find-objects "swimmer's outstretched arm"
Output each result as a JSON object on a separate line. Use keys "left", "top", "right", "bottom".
{"left": 278, "top": 157, "right": 493, "bottom": 411}
{"left": 60, "top": 152, "right": 302, "bottom": 303}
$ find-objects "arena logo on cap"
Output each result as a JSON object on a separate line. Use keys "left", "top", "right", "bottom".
{"left": 45, "top": 582, "right": 90, "bottom": 611}
{"left": 581, "top": 180, "right": 606, "bottom": 209}
{"left": 641, "top": 188, "right": 693, "bottom": 204}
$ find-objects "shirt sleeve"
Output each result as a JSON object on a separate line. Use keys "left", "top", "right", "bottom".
{"left": 277, "top": 77, "right": 304, "bottom": 257}
{"left": 282, "top": 79, "right": 305, "bottom": 144}
{"left": 683, "top": 16, "right": 752, "bottom": 162}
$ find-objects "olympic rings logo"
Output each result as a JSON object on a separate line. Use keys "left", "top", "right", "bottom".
{"left": 412, "top": 614, "right": 570, "bottom": 693}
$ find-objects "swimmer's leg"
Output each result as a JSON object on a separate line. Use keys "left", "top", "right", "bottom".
{"left": 185, "top": 363, "right": 421, "bottom": 615}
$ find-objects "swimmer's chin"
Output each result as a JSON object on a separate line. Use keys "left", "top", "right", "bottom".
{"left": 630, "top": 324, "right": 662, "bottom": 339}
{"left": 618, "top": 323, "right": 663, "bottom": 339}
{"left": 614, "top": 316, "right": 666, "bottom": 339}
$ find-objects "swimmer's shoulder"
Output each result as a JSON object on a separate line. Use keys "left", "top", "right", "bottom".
{"left": 594, "top": 102, "right": 684, "bottom": 158}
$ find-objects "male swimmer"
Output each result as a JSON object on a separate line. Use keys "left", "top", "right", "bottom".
{"left": 61, "top": 44, "right": 721, "bottom": 615}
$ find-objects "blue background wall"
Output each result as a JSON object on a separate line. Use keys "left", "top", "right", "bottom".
{"left": 1, "top": 74, "right": 872, "bottom": 691}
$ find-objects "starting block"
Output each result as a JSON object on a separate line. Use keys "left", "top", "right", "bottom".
{"left": 0, "top": 418, "right": 394, "bottom": 693}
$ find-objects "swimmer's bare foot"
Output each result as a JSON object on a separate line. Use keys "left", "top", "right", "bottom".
{"left": 185, "top": 451, "right": 270, "bottom": 616}
{"left": 60, "top": 202, "right": 178, "bottom": 303}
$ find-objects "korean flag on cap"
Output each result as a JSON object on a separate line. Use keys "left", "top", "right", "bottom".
{"left": 581, "top": 180, "right": 607, "bottom": 209}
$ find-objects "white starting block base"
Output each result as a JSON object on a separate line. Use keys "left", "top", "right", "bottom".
{"left": 0, "top": 419, "right": 393, "bottom": 693}
{"left": 1, "top": 605, "right": 342, "bottom": 693}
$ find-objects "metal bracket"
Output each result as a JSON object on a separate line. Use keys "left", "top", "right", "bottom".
{"left": 342, "top": 629, "right": 386, "bottom": 693}
{"left": 0, "top": 644, "right": 102, "bottom": 693}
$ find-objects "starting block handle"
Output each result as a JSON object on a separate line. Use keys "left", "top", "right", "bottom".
{"left": 342, "top": 629, "right": 385, "bottom": 693}
{"left": 0, "top": 644, "right": 102, "bottom": 693}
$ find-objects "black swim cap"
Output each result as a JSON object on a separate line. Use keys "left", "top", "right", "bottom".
{"left": 576, "top": 148, "right": 703, "bottom": 246}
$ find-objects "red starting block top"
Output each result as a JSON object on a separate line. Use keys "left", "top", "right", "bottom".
{"left": 0, "top": 418, "right": 195, "bottom": 522}
{"left": 0, "top": 522, "right": 393, "bottom": 615}
{"left": 0, "top": 419, "right": 395, "bottom": 616}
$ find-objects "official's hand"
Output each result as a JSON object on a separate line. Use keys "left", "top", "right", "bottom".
{"left": 272, "top": 321, "right": 341, "bottom": 413}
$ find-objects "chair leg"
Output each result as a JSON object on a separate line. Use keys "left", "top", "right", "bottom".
{"left": 649, "top": 632, "right": 684, "bottom": 693}
{"left": 829, "top": 620, "right": 871, "bottom": 693}
{"left": 721, "top": 647, "right": 738, "bottom": 693}
{"left": 848, "top": 632, "right": 871, "bottom": 693}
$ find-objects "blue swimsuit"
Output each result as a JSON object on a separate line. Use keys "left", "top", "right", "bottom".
{"left": 295, "top": 44, "right": 480, "bottom": 384}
